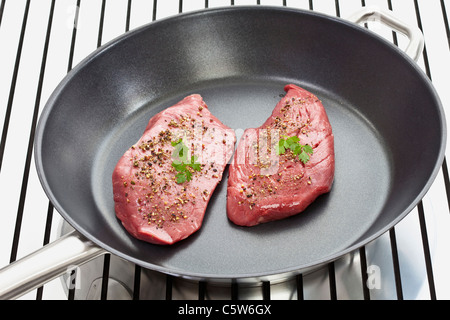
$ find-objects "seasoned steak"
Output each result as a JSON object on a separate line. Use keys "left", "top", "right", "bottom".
{"left": 113, "top": 95, "right": 235, "bottom": 245}
{"left": 227, "top": 84, "right": 335, "bottom": 226}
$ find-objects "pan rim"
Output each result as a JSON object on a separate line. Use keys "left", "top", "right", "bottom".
{"left": 34, "top": 5, "right": 447, "bottom": 281}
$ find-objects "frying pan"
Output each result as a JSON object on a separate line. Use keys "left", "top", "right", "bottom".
{"left": 0, "top": 6, "right": 446, "bottom": 299}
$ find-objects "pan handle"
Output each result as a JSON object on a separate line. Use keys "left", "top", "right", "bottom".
{"left": 347, "top": 5, "right": 424, "bottom": 62}
{"left": 0, "top": 230, "right": 106, "bottom": 300}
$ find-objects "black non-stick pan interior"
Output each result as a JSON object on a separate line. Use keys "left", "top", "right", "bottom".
{"left": 35, "top": 7, "right": 445, "bottom": 280}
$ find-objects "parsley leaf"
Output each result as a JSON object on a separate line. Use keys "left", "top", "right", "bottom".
{"left": 171, "top": 162, "right": 186, "bottom": 172}
{"left": 302, "top": 144, "right": 313, "bottom": 154}
{"left": 176, "top": 172, "right": 188, "bottom": 184}
{"left": 189, "top": 155, "right": 201, "bottom": 171}
{"left": 171, "top": 138, "right": 182, "bottom": 146}
{"left": 171, "top": 139, "right": 201, "bottom": 183}
{"left": 298, "top": 150, "right": 311, "bottom": 164}
{"left": 276, "top": 140, "right": 286, "bottom": 154}
{"left": 276, "top": 135, "right": 313, "bottom": 164}
{"left": 172, "top": 138, "right": 188, "bottom": 164}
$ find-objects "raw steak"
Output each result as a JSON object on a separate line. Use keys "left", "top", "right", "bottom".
{"left": 113, "top": 95, "right": 235, "bottom": 245}
{"left": 227, "top": 84, "right": 335, "bottom": 226}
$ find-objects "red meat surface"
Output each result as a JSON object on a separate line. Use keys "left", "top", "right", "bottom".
{"left": 113, "top": 95, "right": 236, "bottom": 244}
{"left": 226, "top": 84, "right": 335, "bottom": 226}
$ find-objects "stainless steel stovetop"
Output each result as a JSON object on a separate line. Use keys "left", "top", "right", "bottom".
{"left": 1, "top": 0, "right": 449, "bottom": 300}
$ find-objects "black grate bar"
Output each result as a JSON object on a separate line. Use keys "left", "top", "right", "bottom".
{"left": 359, "top": 246, "right": 370, "bottom": 300}
{"left": 231, "top": 280, "right": 239, "bottom": 300}
{"left": 296, "top": 274, "right": 303, "bottom": 300}
{"left": 97, "top": 0, "right": 106, "bottom": 48}
{"left": 387, "top": 0, "right": 398, "bottom": 44}
{"left": 166, "top": 275, "right": 173, "bottom": 300}
{"left": 198, "top": 281, "right": 206, "bottom": 300}
{"left": 327, "top": 262, "right": 337, "bottom": 300}
{"left": 36, "top": 202, "right": 55, "bottom": 299}
{"left": 6, "top": 0, "right": 31, "bottom": 264}
{"left": 441, "top": 0, "right": 450, "bottom": 49}
{"left": 262, "top": 281, "right": 270, "bottom": 300}
{"left": 414, "top": 0, "right": 432, "bottom": 79}
{"left": 417, "top": 201, "right": 437, "bottom": 299}
{"left": 441, "top": 159, "right": 450, "bottom": 213}
{"left": 67, "top": 270, "right": 76, "bottom": 300}
{"left": 133, "top": 265, "right": 141, "bottom": 300}
{"left": 0, "top": 0, "right": 5, "bottom": 27}
{"left": 334, "top": 0, "right": 340, "bottom": 17}
{"left": 389, "top": 228, "right": 403, "bottom": 300}
{"left": 67, "top": 0, "right": 80, "bottom": 73}
{"left": 100, "top": 254, "right": 111, "bottom": 300}
{"left": 0, "top": 0, "right": 30, "bottom": 175}
{"left": 152, "top": 0, "right": 157, "bottom": 21}
{"left": 126, "top": 0, "right": 132, "bottom": 32}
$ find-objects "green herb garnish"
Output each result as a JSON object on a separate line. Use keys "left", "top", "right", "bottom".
{"left": 171, "top": 138, "right": 201, "bottom": 183}
{"left": 276, "top": 135, "right": 313, "bottom": 164}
